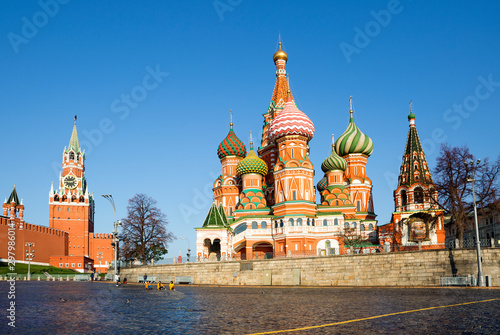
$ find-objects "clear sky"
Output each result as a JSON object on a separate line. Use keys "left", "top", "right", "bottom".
{"left": 1, "top": 1, "right": 499, "bottom": 262}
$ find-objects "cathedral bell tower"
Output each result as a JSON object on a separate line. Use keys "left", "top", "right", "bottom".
{"left": 49, "top": 116, "right": 95, "bottom": 257}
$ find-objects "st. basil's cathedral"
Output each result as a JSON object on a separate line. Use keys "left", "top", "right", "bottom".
{"left": 195, "top": 43, "right": 380, "bottom": 260}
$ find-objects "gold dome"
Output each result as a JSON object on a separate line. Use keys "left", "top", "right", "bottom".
{"left": 273, "top": 42, "right": 288, "bottom": 63}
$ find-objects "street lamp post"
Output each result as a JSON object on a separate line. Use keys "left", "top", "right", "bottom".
{"left": 96, "top": 252, "right": 103, "bottom": 275}
{"left": 179, "top": 236, "right": 191, "bottom": 263}
{"left": 467, "top": 159, "right": 485, "bottom": 287}
{"left": 102, "top": 194, "right": 122, "bottom": 282}
{"left": 25, "top": 242, "right": 35, "bottom": 281}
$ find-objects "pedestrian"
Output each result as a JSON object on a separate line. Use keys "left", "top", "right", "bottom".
{"left": 115, "top": 273, "right": 120, "bottom": 286}
{"left": 169, "top": 281, "right": 175, "bottom": 291}
{"left": 90, "top": 272, "right": 94, "bottom": 281}
{"left": 143, "top": 273, "right": 147, "bottom": 283}
{"left": 157, "top": 281, "right": 165, "bottom": 290}
{"left": 123, "top": 277, "right": 127, "bottom": 284}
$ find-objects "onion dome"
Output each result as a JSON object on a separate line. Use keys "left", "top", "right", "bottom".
{"left": 269, "top": 91, "right": 315, "bottom": 141}
{"left": 334, "top": 97, "right": 373, "bottom": 157}
{"left": 217, "top": 112, "right": 247, "bottom": 159}
{"left": 273, "top": 42, "right": 288, "bottom": 63}
{"left": 317, "top": 176, "right": 327, "bottom": 192}
{"left": 322, "top": 135, "right": 347, "bottom": 172}
{"left": 236, "top": 133, "right": 268, "bottom": 177}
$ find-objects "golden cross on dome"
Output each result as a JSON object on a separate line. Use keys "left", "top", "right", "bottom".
{"left": 409, "top": 100, "right": 413, "bottom": 112}
{"left": 74, "top": 115, "right": 77, "bottom": 124}
{"left": 349, "top": 96, "right": 353, "bottom": 117}
{"left": 331, "top": 134, "right": 335, "bottom": 147}
{"left": 249, "top": 131, "right": 253, "bottom": 149}
{"left": 230, "top": 109, "right": 233, "bottom": 129}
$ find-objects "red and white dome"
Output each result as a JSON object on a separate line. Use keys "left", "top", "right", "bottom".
{"left": 269, "top": 95, "right": 315, "bottom": 141}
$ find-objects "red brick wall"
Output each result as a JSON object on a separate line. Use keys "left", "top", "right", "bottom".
{"left": 0, "top": 216, "right": 68, "bottom": 264}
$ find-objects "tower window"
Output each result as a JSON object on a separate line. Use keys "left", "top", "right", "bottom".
{"left": 58, "top": 207, "right": 61, "bottom": 211}
{"left": 69, "top": 152, "right": 75, "bottom": 160}
{"left": 356, "top": 201, "right": 360, "bottom": 211}
{"left": 291, "top": 149, "right": 294, "bottom": 159}
{"left": 334, "top": 218, "right": 338, "bottom": 225}
{"left": 354, "top": 167, "right": 357, "bottom": 175}
{"left": 414, "top": 187, "right": 424, "bottom": 203}
{"left": 292, "top": 191, "right": 296, "bottom": 200}
{"left": 401, "top": 190, "right": 407, "bottom": 206}
{"left": 289, "top": 218, "right": 294, "bottom": 226}
{"left": 323, "top": 219, "right": 327, "bottom": 226}
{"left": 68, "top": 208, "right": 70, "bottom": 212}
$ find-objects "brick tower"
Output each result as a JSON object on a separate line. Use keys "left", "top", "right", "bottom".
{"left": 49, "top": 116, "right": 95, "bottom": 257}
{"left": 388, "top": 106, "right": 445, "bottom": 249}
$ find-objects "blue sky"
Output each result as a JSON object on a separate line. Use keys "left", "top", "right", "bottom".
{"left": 1, "top": 1, "right": 499, "bottom": 262}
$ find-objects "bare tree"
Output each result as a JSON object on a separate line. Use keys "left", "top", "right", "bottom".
{"left": 120, "top": 194, "right": 174, "bottom": 265}
{"left": 341, "top": 228, "right": 367, "bottom": 252}
{"left": 433, "top": 144, "right": 500, "bottom": 244}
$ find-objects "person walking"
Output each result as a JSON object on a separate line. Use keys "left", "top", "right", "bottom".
{"left": 115, "top": 273, "right": 120, "bottom": 286}
{"left": 143, "top": 273, "right": 147, "bottom": 283}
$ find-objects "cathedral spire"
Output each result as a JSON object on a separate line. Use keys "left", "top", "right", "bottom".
{"left": 398, "top": 106, "right": 432, "bottom": 187}
{"left": 68, "top": 115, "right": 80, "bottom": 153}
{"left": 270, "top": 41, "right": 293, "bottom": 109}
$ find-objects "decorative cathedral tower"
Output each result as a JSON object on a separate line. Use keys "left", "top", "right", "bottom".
{"left": 214, "top": 112, "right": 247, "bottom": 217}
{"left": 259, "top": 42, "right": 294, "bottom": 207}
{"left": 49, "top": 116, "right": 95, "bottom": 257}
{"left": 269, "top": 91, "right": 316, "bottom": 216}
{"left": 235, "top": 132, "right": 269, "bottom": 217}
{"left": 390, "top": 105, "right": 445, "bottom": 248}
{"left": 334, "top": 98, "right": 375, "bottom": 219}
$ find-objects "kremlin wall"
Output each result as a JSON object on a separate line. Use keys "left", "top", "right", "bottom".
{"left": 0, "top": 117, "right": 115, "bottom": 273}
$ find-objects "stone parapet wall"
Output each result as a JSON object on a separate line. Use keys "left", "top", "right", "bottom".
{"left": 120, "top": 248, "right": 500, "bottom": 287}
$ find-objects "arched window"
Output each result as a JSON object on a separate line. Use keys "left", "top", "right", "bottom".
{"left": 289, "top": 218, "right": 294, "bottom": 226}
{"left": 414, "top": 187, "right": 424, "bottom": 203}
{"left": 401, "top": 190, "right": 407, "bottom": 206}
{"left": 336, "top": 200, "right": 339, "bottom": 206}
{"left": 323, "top": 219, "right": 328, "bottom": 226}
{"left": 69, "top": 152, "right": 75, "bottom": 160}
{"left": 345, "top": 222, "right": 349, "bottom": 229}
{"left": 307, "top": 218, "right": 310, "bottom": 226}
{"left": 76, "top": 153, "right": 80, "bottom": 162}
{"left": 326, "top": 240, "right": 331, "bottom": 248}
{"left": 360, "top": 224, "right": 365, "bottom": 231}
{"left": 297, "top": 218, "right": 302, "bottom": 226}
{"left": 369, "top": 224, "right": 373, "bottom": 231}
{"left": 261, "top": 221, "right": 267, "bottom": 229}
{"left": 312, "top": 219, "right": 315, "bottom": 226}
{"left": 334, "top": 218, "right": 338, "bottom": 226}
{"left": 252, "top": 221, "right": 258, "bottom": 229}
{"left": 353, "top": 222, "right": 357, "bottom": 229}
{"left": 234, "top": 223, "right": 247, "bottom": 235}
{"left": 356, "top": 201, "right": 360, "bottom": 211}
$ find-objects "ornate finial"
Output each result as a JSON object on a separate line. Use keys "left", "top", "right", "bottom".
{"left": 331, "top": 134, "right": 335, "bottom": 148}
{"left": 349, "top": 96, "right": 353, "bottom": 117}
{"left": 409, "top": 100, "right": 413, "bottom": 112}
{"left": 230, "top": 109, "right": 233, "bottom": 129}
{"left": 249, "top": 131, "right": 253, "bottom": 149}
{"left": 74, "top": 115, "right": 77, "bottom": 124}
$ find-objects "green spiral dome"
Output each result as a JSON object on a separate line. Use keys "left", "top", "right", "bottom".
{"left": 321, "top": 146, "right": 347, "bottom": 173}
{"left": 334, "top": 113, "right": 373, "bottom": 157}
{"left": 317, "top": 176, "right": 327, "bottom": 192}
{"left": 236, "top": 145, "right": 268, "bottom": 177}
{"left": 217, "top": 126, "right": 247, "bottom": 159}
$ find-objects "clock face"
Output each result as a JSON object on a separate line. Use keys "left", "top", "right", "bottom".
{"left": 63, "top": 175, "right": 78, "bottom": 189}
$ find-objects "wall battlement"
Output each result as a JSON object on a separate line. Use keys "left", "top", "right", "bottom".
{"left": 0, "top": 216, "right": 68, "bottom": 237}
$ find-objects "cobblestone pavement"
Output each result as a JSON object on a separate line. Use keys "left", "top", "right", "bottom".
{"left": 1, "top": 282, "right": 499, "bottom": 334}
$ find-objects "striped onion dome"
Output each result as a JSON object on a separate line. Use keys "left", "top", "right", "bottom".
{"left": 335, "top": 110, "right": 373, "bottom": 157}
{"left": 217, "top": 123, "right": 247, "bottom": 159}
{"left": 269, "top": 92, "right": 315, "bottom": 141}
{"left": 322, "top": 140, "right": 347, "bottom": 172}
{"left": 236, "top": 141, "right": 268, "bottom": 177}
{"left": 317, "top": 176, "right": 327, "bottom": 192}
